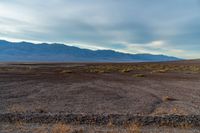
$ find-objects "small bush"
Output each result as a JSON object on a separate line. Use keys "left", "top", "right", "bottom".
{"left": 133, "top": 74, "right": 145, "bottom": 78}
{"left": 51, "top": 123, "right": 71, "bottom": 133}
{"left": 60, "top": 70, "right": 73, "bottom": 74}
{"left": 162, "top": 96, "right": 177, "bottom": 102}
{"left": 120, "top": 68, "right": 132, "bottom": 73}
{"left": 127, "top": 123, "right": 141, "bottom": 133}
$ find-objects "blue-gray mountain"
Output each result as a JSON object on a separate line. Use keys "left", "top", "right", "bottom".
{"left": 0, "top": 40, "right": 181, "bottom": 62}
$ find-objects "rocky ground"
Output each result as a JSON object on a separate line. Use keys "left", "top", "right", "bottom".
{"left": 0, "top": 60, "right": 200, "bottom": 132}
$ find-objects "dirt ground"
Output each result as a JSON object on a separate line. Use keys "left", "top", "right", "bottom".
{"left": 0, "top": 60, "right": 200, "bottom": 132}
{"left": 1, "top": 122, "right": 200, "bottom": 133}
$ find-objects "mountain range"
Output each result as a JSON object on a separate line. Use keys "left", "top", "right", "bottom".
{"left": 0, "top": 40, "right": 181, "bottom": 62}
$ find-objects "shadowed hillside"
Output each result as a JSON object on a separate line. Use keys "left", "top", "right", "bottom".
{"left": 0, "top": 40, "right": 180, "bottom": 62}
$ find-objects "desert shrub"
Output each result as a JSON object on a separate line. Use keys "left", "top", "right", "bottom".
{"left": 152, "top": 69, "right": 168, "bottom": 73}
{"left": 86, "top": 65, "right": 116, "bottom": 73}
{"left": 60, "top": 70, "right": 73, "bottom": 74}
{"left": 153, "top": 106, "right": 187, "bottom": 116}
{"left": 133, "top": 74, "right": 145, "bottom": 78}
{"left": 127, "top": 123, "right": 141, "bottom": 133}
{"left": 189, "top": 66, "right": 200, "bottom": 72}
{"left": 120, "top": 68, "right": 132, "bottom": 73}
{"left": 51, "top": 123, "right": 72, "bottom": 133}
{"left": 162, "top": 96, "right": 177, "bottom": 102}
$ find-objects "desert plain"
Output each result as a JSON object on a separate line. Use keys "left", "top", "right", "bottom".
{"left": 1, "top": 60, "right": 200, "bottom": 133}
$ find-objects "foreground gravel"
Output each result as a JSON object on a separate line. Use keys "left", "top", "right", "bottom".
{"left": 1, "top": 113, "right": 200, "bottom": 127}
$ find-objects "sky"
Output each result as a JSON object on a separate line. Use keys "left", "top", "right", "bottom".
{"left": 0, "top": 0, "right": 200, "bottom": 59}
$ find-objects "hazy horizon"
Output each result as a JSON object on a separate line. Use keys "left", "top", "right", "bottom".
{"left": 0, "top": 0, "right": 200, "bottom": 59}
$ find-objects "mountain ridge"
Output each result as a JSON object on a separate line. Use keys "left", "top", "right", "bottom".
{"left": 0, "top": 40, "right": 181, "bottom": 62}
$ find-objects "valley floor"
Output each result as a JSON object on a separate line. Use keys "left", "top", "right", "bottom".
{"left": 0, "top": 61, "right": 200, "bottom": 132}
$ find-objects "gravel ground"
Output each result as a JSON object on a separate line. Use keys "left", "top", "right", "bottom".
{"left": 1, "top": 122, "right": 200, "bottom": 133}
{"left": 0, "top": 61, "right": 200, "bottom": 132}
{"left": 1, "top": 113, "right": 200, "bottom": 127}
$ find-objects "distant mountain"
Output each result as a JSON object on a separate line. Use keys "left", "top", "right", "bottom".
{"left": 0, "top": 40, "right": 181, "bottom": 62}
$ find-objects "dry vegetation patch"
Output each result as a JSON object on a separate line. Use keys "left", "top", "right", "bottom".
{"left": 51, "top": 123, "right": 72, "bottom": 133}
{"left": 126, "top": 123, "right": 142, "bottom": 133}
{"left": 133, "top": 74, "right": 145, "bottom": 78}
{"left": 60, "top": 70, "right": 73, "bottom": 74}
{"left": 153, "top": 106, "right": 187, "bottom": 116}
{"left": 7, "top": 104, "right": 27, "bottom": 113}
{"left": 162, "top": 96, "right": 177, "bottom": 102}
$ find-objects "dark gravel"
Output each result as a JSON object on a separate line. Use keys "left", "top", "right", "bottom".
{"left": 1, "top": 113, "right": 200, "bottom": 127}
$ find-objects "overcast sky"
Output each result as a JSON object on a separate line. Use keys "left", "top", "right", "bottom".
{"left": 0, "top": 0, "right": 200, "bottom": 59}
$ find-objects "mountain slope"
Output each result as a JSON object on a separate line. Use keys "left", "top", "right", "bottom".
{"left": 0, "top": 40, "right": 181, "bottom": 62}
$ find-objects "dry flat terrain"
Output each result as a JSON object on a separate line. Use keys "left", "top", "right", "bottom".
{"left": 1, "top": 60, "right": 200, "bottom": 132}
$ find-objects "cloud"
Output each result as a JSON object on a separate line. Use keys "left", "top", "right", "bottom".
{"left": 0, "top": 0, "right": 200, "bottom": 59}
{"left": 111, "top": 40, "right": 187, "bottom": 58}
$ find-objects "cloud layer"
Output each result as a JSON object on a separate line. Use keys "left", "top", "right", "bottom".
{"left": 0, "top": 0, "right": 200, "bottom": 58}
